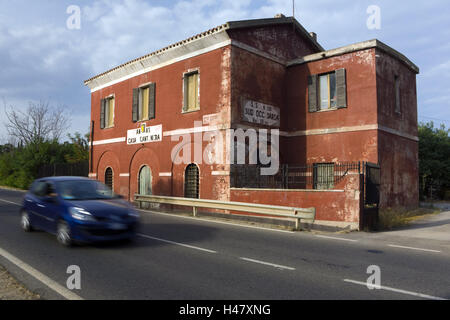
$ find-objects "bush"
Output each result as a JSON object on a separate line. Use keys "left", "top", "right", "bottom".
{"left": 0, "top": 133, "right": 89, "bottom": 190}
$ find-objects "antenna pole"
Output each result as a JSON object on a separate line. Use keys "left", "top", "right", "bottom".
{"left": 293, "top": 0, "right": 295, "bottom": 18}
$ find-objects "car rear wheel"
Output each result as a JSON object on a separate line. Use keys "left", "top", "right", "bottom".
{"left": 56, "top": 221, "right": 72, "bottom": 247}
{"left": 20, "top": 211, "right": 33, "bottom": 232}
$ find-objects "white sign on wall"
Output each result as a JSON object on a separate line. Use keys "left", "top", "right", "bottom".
{"left": 127, "top": 124, "right": 162, "bottom": 145}
{"left": 242, "top": 99, "right": 280, "bottom": 127}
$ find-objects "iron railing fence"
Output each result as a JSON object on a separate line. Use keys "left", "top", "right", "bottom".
{"left": 231, "top": 162, "right": 366, "bottom": 190}
{"left": 231, "top": 161, "right": 381, "bottom": 207}
{"left": 37, "top": 160, "right": 89, "bottom": 178}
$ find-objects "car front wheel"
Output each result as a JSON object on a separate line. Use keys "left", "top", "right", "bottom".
{"left": 20, "top": 211, "right": 33, "bottom": 232}
{"left": 56, "top": 221, "right": 72, "bottom": 247}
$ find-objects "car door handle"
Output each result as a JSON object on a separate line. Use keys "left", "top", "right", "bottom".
{"left": 37, "top": 204, "right": 46, "bottom": 208}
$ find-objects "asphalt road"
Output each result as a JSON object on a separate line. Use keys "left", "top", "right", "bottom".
{"left": 0, "top": 188, "right": 449, "bottom": 300}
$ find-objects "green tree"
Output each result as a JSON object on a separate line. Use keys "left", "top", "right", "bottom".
{"left": 64, "top": 132, "right": 90, "bottom": 164}
{"left": 418, "top": 122, "right": 450, "bottom": 199}
{"left": 0, "top": 132, "right": 90, "bottom": 190}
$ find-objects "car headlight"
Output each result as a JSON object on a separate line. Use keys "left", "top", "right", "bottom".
{"left": 128, "top": 209, "right": 140, "bottom": 219}
{"left": 69, "top": 207, "right": 96, "bottom": 221}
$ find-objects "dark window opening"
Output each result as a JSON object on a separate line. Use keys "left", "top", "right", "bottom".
{"left": 184, "top": 164, "right": 199, "bottom": 199}
{"left": 313, "top": 163, "right": 335, "bottom": 190}
{"left": 105, "top": 167, "right": 113, "bottom": 191}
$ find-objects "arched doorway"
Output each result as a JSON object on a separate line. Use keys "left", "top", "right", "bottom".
{"left": 184, "top": 164, "right": 199, "bottom": 199}
{"left": 105, "top": 167, "right": 113, "bottom": 190}
{"left": 138, "top": 165, "right": 152, "bottom": 195}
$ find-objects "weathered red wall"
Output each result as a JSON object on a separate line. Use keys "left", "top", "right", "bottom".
{"left": 378, "top": 131, "right": 419, "bottom": 208}
{"left": 230, "top": 45, "right": 287, "bottom": 129}
{"left": 90, "top": 46, "right": 232, "bottom": 201}
{"left": 227, "top": 24, "right": 319, "bottom": 61}
{"left": 284, "top": 49, "right": 379, "bottom": 165}
{"left": 230, "top": 174, "right": 362, "bottom": 224}
{"left": 375, "top": 49, "right": 419, "bottom": 208}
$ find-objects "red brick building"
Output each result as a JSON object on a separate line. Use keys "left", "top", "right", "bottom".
{"left": 84, "top": 16, "right": 419, "bottom": 230}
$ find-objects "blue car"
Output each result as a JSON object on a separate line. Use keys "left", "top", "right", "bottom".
{"left": 20, "top": 177, "right": 140, "bottom": 246}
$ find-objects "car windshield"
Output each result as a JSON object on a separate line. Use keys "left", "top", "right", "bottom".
{"left": 56, "top": 180, "right": 118, "bottom": 201}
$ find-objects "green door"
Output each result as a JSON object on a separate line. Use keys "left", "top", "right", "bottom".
{"left": 139, "top": 166, "right": 152, "bottom": 195}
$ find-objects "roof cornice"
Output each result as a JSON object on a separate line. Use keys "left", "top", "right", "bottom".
{"left": 84, "top": 17, "right": 324, "bottom": 89}
{"left": 288, "top": 39, "right": 419, "bottom": 74}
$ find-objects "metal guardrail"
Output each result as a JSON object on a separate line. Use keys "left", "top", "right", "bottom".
{"left": 134, "top": 194, "right": 316, "bottom": 230}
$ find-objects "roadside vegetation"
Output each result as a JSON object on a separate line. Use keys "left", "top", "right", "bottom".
{"left": 0, "top": 100, "right": 89, "bottom": 190}
{"left": 419, "top": 122, "right": 450, "bottom": 201}
{"left": 0, "top": 134, "right": 89, "bottom": 190}
{"left": 377, "top": 206, "right": 441, "bottom": 230}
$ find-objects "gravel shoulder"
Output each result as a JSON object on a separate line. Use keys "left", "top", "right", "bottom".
{"left": 0, "top": 265, "right": 40, "bottom": 300}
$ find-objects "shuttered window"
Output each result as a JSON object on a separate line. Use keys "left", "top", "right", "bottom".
{"left": 141, "top": 87, "right": 149, "bottom": 120}
{"left": 313, "top": 163, "right": 335, "bottom": 190}
{"left": 308, "top": 69, "right": 346, "bottom": 112}
{"left": 335, "top": 68, "right": 347, "bottom": 109}
{"left": 105, "top": 167, "right": 113, "bottom": 190}
{"left": 183, "top": 71, "right": 199, "bottom": 112}
{"left": 100, "top": 96, "right": 115, "bottom": 129}
{"left": 184, "top": 164, "right": 199, "bottom": 199}
{"left": 132, "top": 83, "right": 156, "bottom": 122}
{"left": 308, "top": 75, "right": 318, "bottom": 112}
{"left": 319, "top": 73, "right": 337, "bottom": 110}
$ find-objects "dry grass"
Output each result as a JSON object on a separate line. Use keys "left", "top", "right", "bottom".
{"left": 377, "top": 207, "right": 440, "bottom": 230}
{"left": 0, "top": 265, "right": 40, "bottom": 300}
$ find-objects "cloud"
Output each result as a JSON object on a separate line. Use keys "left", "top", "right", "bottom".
{"left": 0, "top": 0, "right": 450, "bottom": 140}
{"left": 423, "top": 60, "right": 450, "bottom": 78}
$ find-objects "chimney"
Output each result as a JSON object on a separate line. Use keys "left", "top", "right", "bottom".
{"left": 274, "top": 13, "right": 286, "bottom": 18}
{"left": 309, "top": 32, "right": 317, "bottom": 42}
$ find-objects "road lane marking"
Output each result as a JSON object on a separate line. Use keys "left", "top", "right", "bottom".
{"left": 137, "top": 234, "right": 217, "bottom": 254}
{"left": 315, "top": 235, "right": 358, "bottom": 242}
{"left": 343, "top": 279, "right": 447, "bottom": 300}
{"left": 240, "top": 257, "right": 296, "bottom": 271}
{"left": 0, "top": 247, "right": 83, "bottom": 300}
{"left": 138, "top": 209, "right": 295, "bottom": 234}
{"left": 387, "top": 244, "right": 441, "bottom": 253}
{"left": 0, "top": 199, "right": 21, "bottom": 206}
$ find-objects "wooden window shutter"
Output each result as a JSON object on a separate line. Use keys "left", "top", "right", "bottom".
{"left": 335, "top": 68, "right": 347, "bottom": 109}
{"left": 182, "top": 77, "right": 188, "bottom": 112}
{"left": 188, "top": 74, "right": 197, "bottom": 110}
{"left": 132, "top": 88, "right": 139, "bottom": 122}
{"left": 308, "top": 75, "right": 318, "bottom": 112}
{"left": 148, "top": 83, "right": 156, "bottom": 119}
{"left": 100, "top": 99, "right": 106, "bottom": 129}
